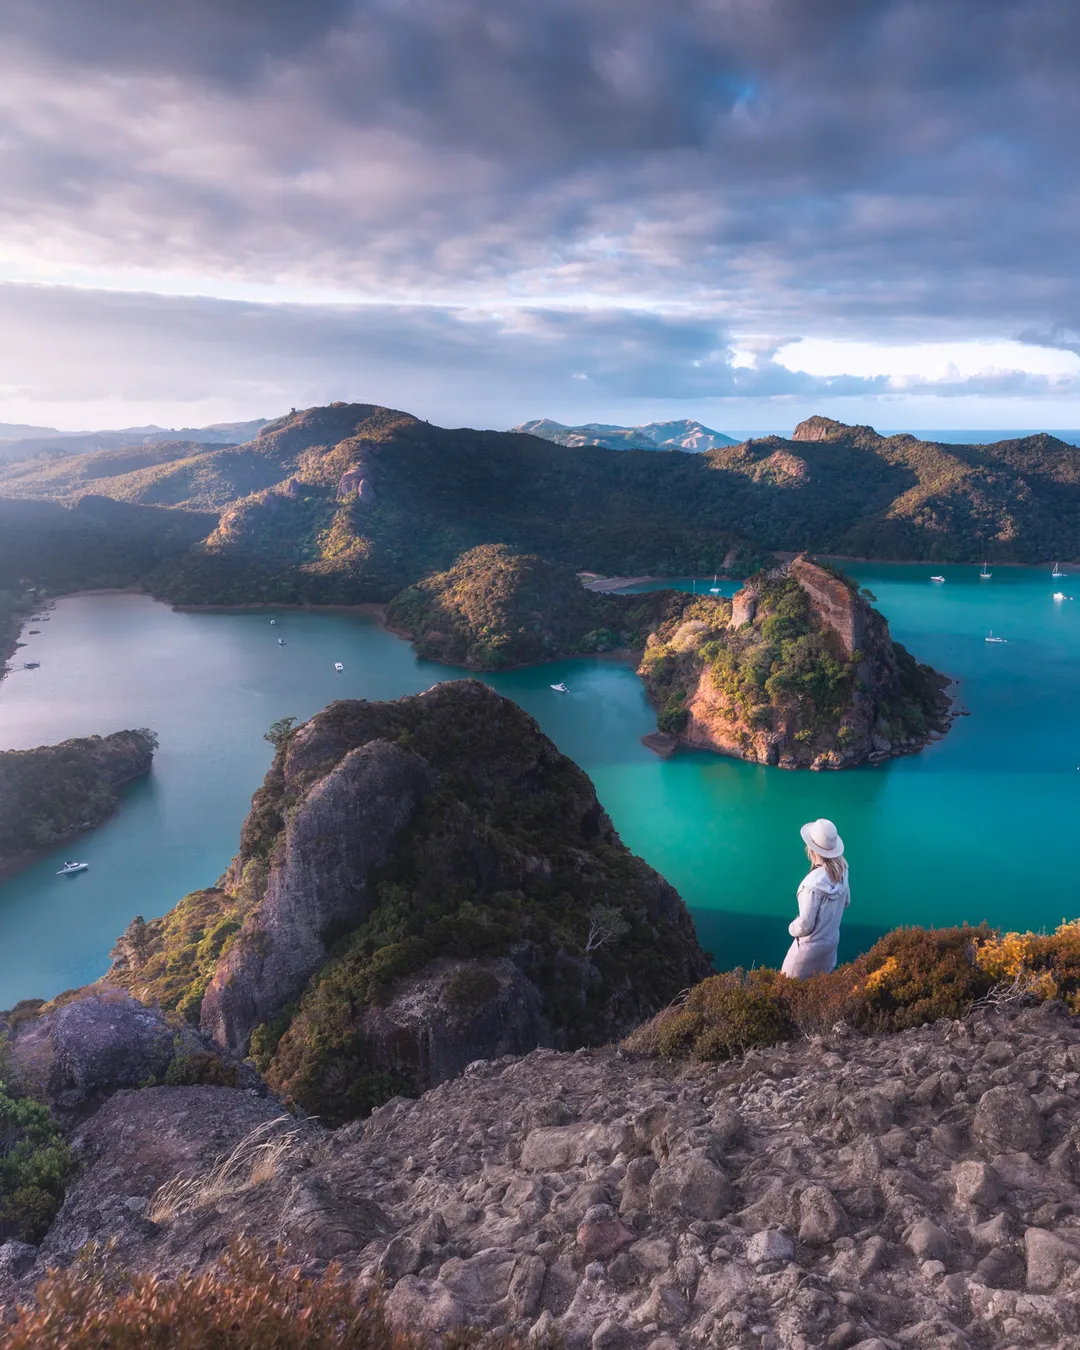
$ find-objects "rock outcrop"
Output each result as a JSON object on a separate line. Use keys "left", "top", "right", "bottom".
{"left": 109, "top": 681, "right": 709, "bottom": 1122}
{"left": 0, "top": 986, "right": 250, "bottom": 1120}
{"left": 200, "top": 739, "right": 434, "bottom": 1054}
{"left": 9, "top": 1000, "right": 1080, "bottom": 1349}
{"left": 639, "top": 557, "right": 952, "bottom": 769}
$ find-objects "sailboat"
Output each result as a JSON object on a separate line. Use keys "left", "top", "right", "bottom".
{"left": 709, "top": 573, "right": 721, "bottom": 593}
{"left": 985, "top": 630, "right": 1007, "bottom": 644}
{"left": 1053, "top": 563, "right": 1065, "bottom": 577}
{"left": 980, "top": 562, "right": 992, "bottom": 579}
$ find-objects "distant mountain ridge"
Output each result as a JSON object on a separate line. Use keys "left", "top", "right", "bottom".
{"left": 0, "top": 418, "right": 270, "bottom": 464}
{"left": 515, "top": 417, "right": 738, "bottom": 452}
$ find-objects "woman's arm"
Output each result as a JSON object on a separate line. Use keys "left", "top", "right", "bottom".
{"left": 788, "top": 879, "right": 820, "bottom": 938}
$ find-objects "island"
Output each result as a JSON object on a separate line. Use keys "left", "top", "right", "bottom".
{"left": 639, "top": 556, "right": 952, "bottom": 768}
{"left": 0, "top": 729, "right": 158, "bottom": 874}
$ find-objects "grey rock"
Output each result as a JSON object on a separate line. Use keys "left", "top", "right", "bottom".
{"left": 648, "top": 1149, "right": 731, "bottom": 1220}
{"left": 633, "top": 1284, "right": 690, "bottom": 1328}
{"left": 618, "top": 1155, "right": 657, "bottom": 1213}
{"left": 746, "top": 1229, "right": 795, "bottom": 1265}
{"left": 439, "top": 1247, "right": 517, "bottom": 1308}
{"left": 385, "top": 1276, "right": 465, "bottom": 1335}
{"left": 952, "top": 1159, "right": 1004, "bottom": 1208}
{"left": 973, "top": 1084, "right": 1044, "bottom": 1156}
{"left": 905, "top": 1219, "right": 952, "bottom": 1263}
{"left": 0, "top": 1242, "right": 37, "bottom": 1280}
{"left": 798, "top": 1185, "right": 848, "bottom": 1245}
{"left": 49, "top": 990, "right": 175, "bottom": 1104}
{"left": 522, "top": 1122, "right": 630, "bottom": 1171}
{"left": 592, "top": 1318, "right": 628, "bottom": 1350}
{"left": 283, "top": 1176, "right": 391, "bottom": 1259}
{"left": 1024, "top": 1226, "right": 1080, "bottom": 1292}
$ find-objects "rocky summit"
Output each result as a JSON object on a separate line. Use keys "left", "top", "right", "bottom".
{"left": 108, "top": 681, "right": 709, "bottom": 1123}
{"left": 5, "top": 997, "right": 1080, "bottom": 1348}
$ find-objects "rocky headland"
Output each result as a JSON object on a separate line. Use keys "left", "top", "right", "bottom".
{"left": 5, "top": 989, "right": 1080, "bottom": 1349}
{"left": 107, "top": 681, "right": 709, "bottom": 1124}
{"left": 638, "top": 557, "right": 952, "bottom": 770}
{"left": 0, "top": 729, "right": 157, "bottom": 871}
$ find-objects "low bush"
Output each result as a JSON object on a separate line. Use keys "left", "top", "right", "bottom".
{"left": 626, "top": 923, "right": 1069, "bottom": 1063}
{"left": 5, "top": 1239, "right": 552, "bottom": 1349}
{"left": 0, "top": 1082, "right": 76, "bottom": 1243}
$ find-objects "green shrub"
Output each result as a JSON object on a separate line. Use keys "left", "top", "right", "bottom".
{"left": 0, "top": 1083, "right": 76, "bottom": 1243}
{"left": 442, "top": 967, "right": 501, "bottom": 1014}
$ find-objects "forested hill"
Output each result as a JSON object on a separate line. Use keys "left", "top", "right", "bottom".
{"left": 3, "top": 403, "right": 1080, "bottom": 614}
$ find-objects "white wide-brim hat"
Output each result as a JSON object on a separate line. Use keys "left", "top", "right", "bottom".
{"left": 800, "top": 817, "right": 844, "bottom": 858}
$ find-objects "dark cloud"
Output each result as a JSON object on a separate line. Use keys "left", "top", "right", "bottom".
{"left": 1, "top": 1, "right": 1079, "bottom": 419}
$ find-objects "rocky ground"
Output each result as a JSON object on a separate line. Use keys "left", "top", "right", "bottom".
{"left": 5, "top": 997, "right": 1080, "bottom": 1348}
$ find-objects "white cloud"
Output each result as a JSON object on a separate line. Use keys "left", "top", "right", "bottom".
{"left": 774, "top": 338, "right": 1080, "bottom": 390}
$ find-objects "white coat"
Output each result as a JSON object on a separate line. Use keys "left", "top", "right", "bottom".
{"left": 780, "top": 864, "right": 850, "bottom": 979}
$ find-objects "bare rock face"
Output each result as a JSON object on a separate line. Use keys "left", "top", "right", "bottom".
{"left": 12, "top": 1002, "right": 1080, "bottom": 1349}
{"left": 200, "top": 739, "right": 434, "bottom": 1054}
{"left": 0, "top": 986, "right": 235, "bottom": 1118}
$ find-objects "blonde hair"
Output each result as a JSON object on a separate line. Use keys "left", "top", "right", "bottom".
{"left": 808, "top": 847, "right": 847, "bottom": 885}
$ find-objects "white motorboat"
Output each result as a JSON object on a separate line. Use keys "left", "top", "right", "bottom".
{"left": 1053, "top": 563, "right": 1065, "bottom": 577}
{"left": 985, "top": 631, "right": 1007, "bottom": 643}
{"left": 334, "top": 662, "right": 344, "bottom": 671}
{"left": 57, "top": 861, "right": 88, "bottom": 876}
{"left": 270, "top": 619, "right": 276, "bottom": 625}
{"left": 931, "top": 575, "right": 945, "bottom": 583}
{"left": 550, "top": 682, "right": 569, "bottom": 693}
{"left": 980, "top": 562, "right": 991, "bottom": 579}
{"left": 1054, "top": 592, "right": 1066, "bottom": 601}
{"left": 278, "top": 638, "right": 286, "bottom": 645}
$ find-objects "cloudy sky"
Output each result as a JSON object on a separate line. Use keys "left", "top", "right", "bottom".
{"left": 2, "top": 0, "right": 1079, "bottom": 433}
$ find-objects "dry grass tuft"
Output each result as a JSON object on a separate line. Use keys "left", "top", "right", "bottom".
{"left": 6, "top": 1240, "right": 551, "bottom": 1350}
{"left": 146, "top": 1116, "right": 301, "bottom": 1224}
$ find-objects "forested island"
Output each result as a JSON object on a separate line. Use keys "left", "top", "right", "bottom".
{"left": 0, "top": 730, "right": 158, "bottom": 871}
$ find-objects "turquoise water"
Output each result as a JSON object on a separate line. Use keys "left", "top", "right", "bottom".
{"left": 1, "top": 563, "right": 1078, "bottom": 1004}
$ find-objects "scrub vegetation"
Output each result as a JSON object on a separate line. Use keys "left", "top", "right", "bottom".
{"left": 627, "top": 920, "right": 1080, "bottom": 1062}
{"left": 0, "top": 1077, "right": 76, "bottom": 1244}
{"left": 4, "top": 1239, "right": 551, "bottom": 1350}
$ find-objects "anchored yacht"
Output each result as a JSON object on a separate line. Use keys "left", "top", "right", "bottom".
{"left": 57, "top": 861, "right": 88, "bottom": 876}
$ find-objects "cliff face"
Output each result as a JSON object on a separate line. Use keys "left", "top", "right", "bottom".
{"left": 639, "top": 558, "right": 952, "bottom": 769}
{"left": 0, "top": 729, "right": 157, "bottom": 864}
{"left": 110, "top": 681, "right": 709, "bottom": 1123}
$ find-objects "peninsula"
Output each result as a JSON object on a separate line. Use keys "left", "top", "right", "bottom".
{"left": 0, "top": 730, "right": 157, "bottom": 874}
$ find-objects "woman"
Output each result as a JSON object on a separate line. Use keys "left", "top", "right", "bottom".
{"left": 781, "top": 818, "right": 850, "bottom": 979}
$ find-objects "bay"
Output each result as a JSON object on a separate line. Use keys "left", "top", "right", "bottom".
{"left": 1, "top": 561, "right": 1078, "bottom": 1005}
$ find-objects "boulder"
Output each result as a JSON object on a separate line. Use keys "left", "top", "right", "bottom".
{"left": 798, "top": 1185, "right": 848, "bottom": 1245}
{"left": 1024, "top": 1227, "right": 1080, "bottom": 1293}
{"left": 385, "top": 1276, "right": 465, "bottom": 1335}
{"left": 649, "top": 1149, "right": 732, "bottom": 1220}
{"left": 521, "top": 1122, "right": 630, "bottom": 1171}
{"left": 746, "top": 1229, "right": 795, "bottom": 1265}
{"left": 952, "top": 1160, "right": 1004, "bottom": 1209}
{"left": 905, "top": 1219, "right": 952, "bottom": 1263}
{"left": 973, "top": 1084, "right": 1044, "bottom": 1156}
